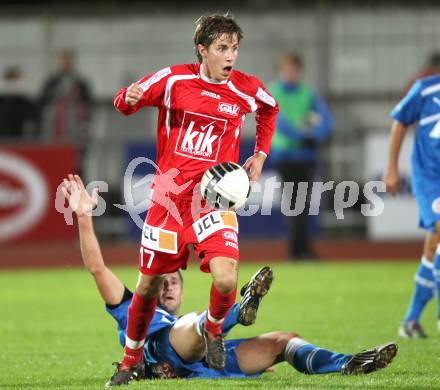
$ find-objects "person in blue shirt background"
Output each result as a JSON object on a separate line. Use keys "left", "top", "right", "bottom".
{"left": 61, "top": 174, "right": 397, "bottom": 382}
{"left": 268, "top": 53, "right": 333, "bottom": 260}
{"left": 383, "top": 74, "right": 440, "bottom": 338}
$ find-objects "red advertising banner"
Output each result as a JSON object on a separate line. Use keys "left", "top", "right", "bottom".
{"left": 0, "top": 144, "right": 76, "bottom": 243}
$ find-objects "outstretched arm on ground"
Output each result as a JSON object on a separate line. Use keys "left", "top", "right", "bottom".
{"left": 62, "top": 174, "right": 125, "bottom": 305}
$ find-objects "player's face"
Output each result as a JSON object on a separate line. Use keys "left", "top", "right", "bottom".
{"left": 200, "top": 33, "right": 239, "bottom": 81}
{"left": 158, "top": 272, "right": 183, "bottom": 316}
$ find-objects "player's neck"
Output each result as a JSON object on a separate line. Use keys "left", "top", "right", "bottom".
{"left": 200, "top": 64, "right": 228, "bottom": 85}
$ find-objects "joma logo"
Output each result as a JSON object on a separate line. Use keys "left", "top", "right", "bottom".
{"left": 201, "top": 90, "right": 221, "bottom": 100}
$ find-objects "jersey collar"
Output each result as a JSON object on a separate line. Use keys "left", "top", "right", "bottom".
{"left": 199, "top": 64, "right": 229, "bottom": 85}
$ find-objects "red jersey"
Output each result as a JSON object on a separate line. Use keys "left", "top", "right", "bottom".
{"left": 114, "top": 63, "right": 278, "bottom": 198}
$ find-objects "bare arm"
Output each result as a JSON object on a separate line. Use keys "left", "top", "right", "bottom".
{"left": 62, "top": 174, "right": 125, "bottom": 305}
{"left": 77, "top": 215, "right": 125, "bottom": 305}
{"left": 382, "top": 120, "right": 407, "bottom": 195}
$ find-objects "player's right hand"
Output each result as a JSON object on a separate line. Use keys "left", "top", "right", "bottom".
{"left": 125, "top": 83, "right": 143, "bottom": 106}
{"left": 382, "top": 169, "right": 400, "bottom": 195}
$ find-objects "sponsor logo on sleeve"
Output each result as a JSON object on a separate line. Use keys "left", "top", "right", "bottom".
{"left": 139, "top": 67, "right": 172, "bottom": 92}
{"left": 256, "top": 86, "right": 276, "bottom": 107}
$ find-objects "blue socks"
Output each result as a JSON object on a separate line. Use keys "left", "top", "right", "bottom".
{"left": 220, "top": 303, "right": 240, "bottom": 334}
{"left": 403, "top": 257, "right": 435, "bottom": 322}
{"left": 284, "top": 338, "right": 351, "bottom": 374}
{"left": 433, "top": 246, "right": 440, "bottom": 320}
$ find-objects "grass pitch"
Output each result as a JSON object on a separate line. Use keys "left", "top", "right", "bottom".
{"left": 1, "top": 261, "right": 439, "bottom": 389}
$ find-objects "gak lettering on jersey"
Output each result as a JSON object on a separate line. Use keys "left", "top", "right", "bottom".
{"left": 218, "top": 102, "right": 240, "bottom": 117}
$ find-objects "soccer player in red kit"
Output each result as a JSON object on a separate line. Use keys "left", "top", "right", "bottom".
{"left": 107, "top": 13, "right": 278, "bottom": 386}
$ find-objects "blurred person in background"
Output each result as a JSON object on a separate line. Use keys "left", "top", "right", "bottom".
{"left": 0, "top": 66, "right": 37, "bottom": 140}
{"left": 39, "top": 49, "right": 92, "bottom": 163}
{"left": 268, "top": 53, "right": 333, "bottom": 261}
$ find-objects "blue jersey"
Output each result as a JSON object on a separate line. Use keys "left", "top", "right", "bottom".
{"left": 391, "top": 74, "right": 440, "bottom": 231}
{"left": 105, "top": 293, "right": 178, "bottom": 365}
{"left": 106, "top": 292, "right": 261, "bottom": 379}
{"left": 391, "top": 74, "right": 440, "bottom": 181}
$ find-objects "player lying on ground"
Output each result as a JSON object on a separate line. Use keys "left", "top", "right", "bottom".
{"left": 110, "top": 12, "right": 279, "bottom": 386}
{"left": 62, "top": 174, "right": 398, "bottom": 385}
{"left": 383, "top": 73, "right": 440, "bottom": 338}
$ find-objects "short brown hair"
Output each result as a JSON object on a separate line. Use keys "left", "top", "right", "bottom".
{"left": 193, "top": 13, "right": 243, "bottom": 63}
{"left": 278, "top": 52, "right": 303, "bottom": 69}
{"left": 176, "top": 270, "right": 183, "bottom": 285}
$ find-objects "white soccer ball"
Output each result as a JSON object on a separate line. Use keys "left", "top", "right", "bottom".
{"left": 200, "top": 162, "right": 251, "bottom": 210}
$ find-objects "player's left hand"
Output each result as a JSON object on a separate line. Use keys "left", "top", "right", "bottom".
{"left": 243, "top": 152, "right": 266, "bottom": 182}
{"left": 62, "top": 174, "right": 99, "bottom": 218}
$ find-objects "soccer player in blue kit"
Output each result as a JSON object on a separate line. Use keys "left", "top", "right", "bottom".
{"left": 383, "top": 74, "right": 440, "bottom": 338}
{"left": 62, "top": 174, "right": 397, "bottom": 383}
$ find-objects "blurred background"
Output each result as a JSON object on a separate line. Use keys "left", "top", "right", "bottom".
{"left": 2, "top": 0, "right": 439, "bottom": 267}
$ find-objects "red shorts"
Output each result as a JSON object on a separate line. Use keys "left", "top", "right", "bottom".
{"left": 138, "top": 198, "right": 239, "bottom": 275}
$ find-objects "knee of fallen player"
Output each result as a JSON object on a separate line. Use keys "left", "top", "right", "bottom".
{"left": 271, "top": 331, "right": 301, "bottom": 361}
{"left": 136, "top": 274, "right": 165, "bottom": 298}
{"left": 277, "top": 331, "right": 300, "bottom": 348}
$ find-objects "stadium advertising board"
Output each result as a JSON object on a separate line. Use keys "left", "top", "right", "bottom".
{"left": 0, "top": 145, "right": 76, "bottom": 243}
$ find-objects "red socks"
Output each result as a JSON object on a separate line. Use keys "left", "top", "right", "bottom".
{"left": 121, "top": 293, "right": 157, "bottom": 367}
{"left": 204, "top": 283, "right": 237, "bottom": 335}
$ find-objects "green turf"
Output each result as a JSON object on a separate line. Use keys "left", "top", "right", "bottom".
{"left": 1, "top": 261, "right": 439, "bottom": 389}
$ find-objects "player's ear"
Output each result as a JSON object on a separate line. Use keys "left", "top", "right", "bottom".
{"left": 197, "top": 44, "right": 207, "bottom": 60}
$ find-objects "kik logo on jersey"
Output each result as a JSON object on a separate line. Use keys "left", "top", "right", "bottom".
{"left": 175, "top": 111, "right": 227, "bottom": 162}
